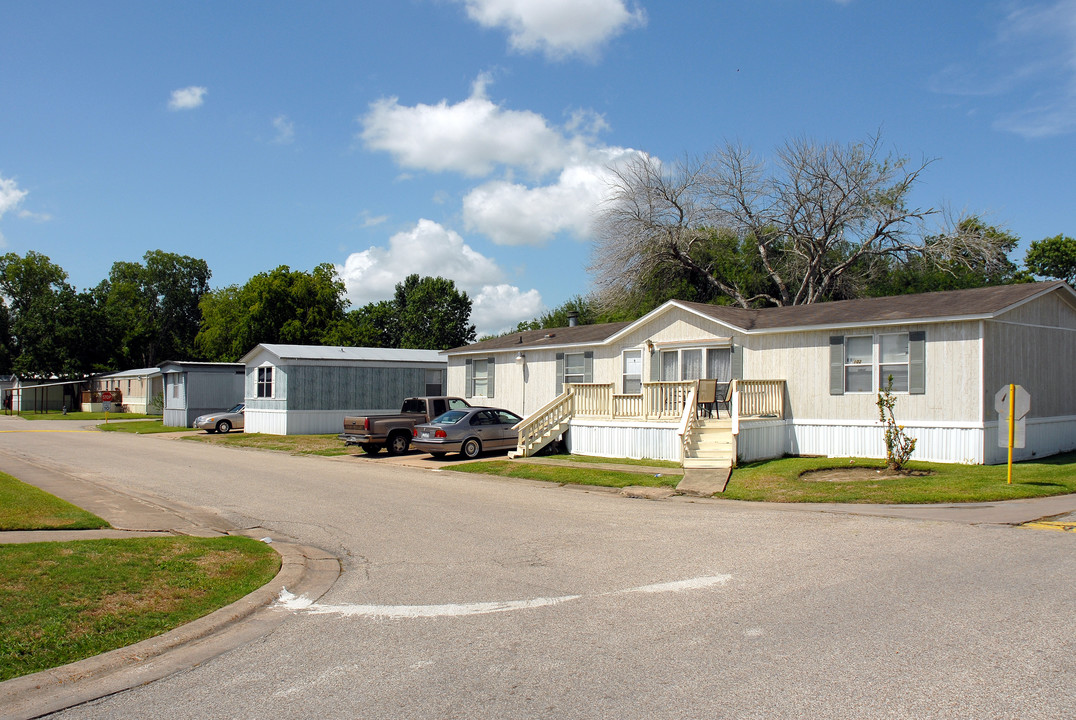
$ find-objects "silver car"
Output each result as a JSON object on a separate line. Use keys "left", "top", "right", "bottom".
{"left": 193, "top": 403, "right": 245, "bottom": 434}
{"left": 412, "top": 407, "right": 522, "bottom": 459}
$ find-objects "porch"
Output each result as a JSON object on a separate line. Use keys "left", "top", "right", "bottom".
{"left": 512, "top": 379, "right": 787, "bottom": 466}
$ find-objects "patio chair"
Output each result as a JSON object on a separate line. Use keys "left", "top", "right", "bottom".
{"left": 696, "top": 379, "right": 717, "bottom": 418}
{"left": 714, "top": 382, "right": 732, "bottom": 418}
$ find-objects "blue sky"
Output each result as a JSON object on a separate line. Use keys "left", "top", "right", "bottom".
{"left": 2, "top": 0, "right": 1074, "bottom": 335}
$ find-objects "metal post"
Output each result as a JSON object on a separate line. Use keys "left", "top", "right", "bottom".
{"left": 1007, "top": 382, "right": 1015, "bottom": 485}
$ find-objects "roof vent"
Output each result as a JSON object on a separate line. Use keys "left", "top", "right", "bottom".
{"left": 567, "top": 311, "right": 579, "bottom": 327}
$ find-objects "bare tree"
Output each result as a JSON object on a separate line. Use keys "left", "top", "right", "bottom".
{"left": 591, "top": 134, "right": 1002, "bottom": 308}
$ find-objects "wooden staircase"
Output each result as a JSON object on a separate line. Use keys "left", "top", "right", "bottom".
{"left": 681, "top": 418, "right": 735, "bottom": 469}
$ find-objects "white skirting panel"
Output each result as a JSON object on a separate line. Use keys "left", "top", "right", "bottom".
{"left": 736, "top": 421, "right": 790, "bottom": 463}
{"left": 245, "top": 409, "right": 390, "bottom": 435}
{"left": 789, "top": 422, "right": 985, "bottom": 464}
{"left": 982, "top": 416, "right": 1076, "bottom": 465}
{"left": 567, "top": 420, "right": 681, "bottom": 462}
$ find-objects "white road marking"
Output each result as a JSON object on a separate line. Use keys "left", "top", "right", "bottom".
{"left": 274, "top": 574, "right": 732, "bottom": 620}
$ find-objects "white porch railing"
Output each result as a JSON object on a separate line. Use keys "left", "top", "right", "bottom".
{"left": 512, "top": 379, "right": 786, "bottom": 458}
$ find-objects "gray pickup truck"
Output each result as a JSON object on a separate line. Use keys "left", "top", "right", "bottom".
{"left": 340, "top": 396, "right": 472, "bottom": 455}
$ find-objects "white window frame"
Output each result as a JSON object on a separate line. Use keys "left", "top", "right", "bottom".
{"left": 843, "top": 333, "right": 912, "bottom": 394}
{"left": 564, "top": 352, "right": 586, "bottom": 386}
{"left": 878, "top": 332, "right": 910, "bottom": 393}
{"left": 658, "top": 345, "right": 731, "bottom": 382}
{"left": 472, "top": 359, "right": 489, "bottom": 397}
{"left": 257, "top": 366, "right": 274, "bottom": 399}
{"left": 622, "top": 350, "right": 642, "bottom": 395}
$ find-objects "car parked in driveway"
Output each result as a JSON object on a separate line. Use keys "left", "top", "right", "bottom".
{"left": 193, "top": 404, "right": 245, "bottom": 434}
{"left": 411, "top": 407, "right": 522, "bottom": 459}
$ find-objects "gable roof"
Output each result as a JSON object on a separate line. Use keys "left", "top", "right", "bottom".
{"left": 241, "top": 344, "right": 446, "bottom": 365}
{"left": 449, "top": 281, "right": 1075, "bottom": 355}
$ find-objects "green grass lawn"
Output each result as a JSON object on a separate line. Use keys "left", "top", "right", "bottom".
{"left": 0, "top": 472, "right": 109, "bottom": 530}
{"left": 96, "top": 419, "right": 188, "bottom": 434}
{"left": 455, "top": 452, "right": 1076, "bottom": 504}
{"left": 15, "top": 411, "right": 155, "bottom": 421}
{"left": 0, "top": 536, "right": 280, "bottom": 681}
{"left": 722, "top": 453, "right": 1076, "bottom": 504}
{"left": 185, "top": 432, "right": 361, "bottom": 456}
{"left": 454, "top": 459, "right": 680, "bottom": 489}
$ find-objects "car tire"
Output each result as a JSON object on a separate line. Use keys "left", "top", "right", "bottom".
{"left": 385, "top": 432, "right": 410, "bottom": 456}
{"left": 461, "top": 438, "right": 482, "bottom": 459}
{"left": 361, "top": 443, "right": 381, "bottom": 455}
{"left": 216, "top": 420, "right": 231, "bottom": 434}
{"left": 430, "top": 452, "right": 447, "bottom": 459}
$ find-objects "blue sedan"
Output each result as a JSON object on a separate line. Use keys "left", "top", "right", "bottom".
{"left": 412, "top": 407, "right": 522, "bottom": 459}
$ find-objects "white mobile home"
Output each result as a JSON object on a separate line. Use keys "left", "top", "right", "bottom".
{"left": 241, "top": 344, "right": 447, "bottom": 435}
{"left": 158, "top": 361, "right": 245, "bottom": 428}
{"left": 88, "top": 368, "right": 164, "bottom": 414}
{"left": 445, "top": 282, "right": 1076, "bottom": 466}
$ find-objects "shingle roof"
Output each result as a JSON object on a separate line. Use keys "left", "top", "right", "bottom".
{"left": 678, "top": 281, "right": 1071, "bottom": 331}
{"left": 246, "top": 344, "right": 446, "bottom": 364}
{"left": 448, "top": 281, "right": 1073, "bottom": 354}
{"left": 446, "top": 321, "right": 633, "bottom": 354}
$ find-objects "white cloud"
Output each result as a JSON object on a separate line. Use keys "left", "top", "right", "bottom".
{"left": 462, "top": 158, "right": 620, "bottom": 245}
{"left": 471, "top": 284, "right": 545, "bottom": 335}
{"left": 359, "top": 74, "right": 574, "bottom": 177}
{"left": 272, "top": 115, "right": 295, "bottom": 144}
{"left": 336, "top": 220, "right": 545, "bottom": 335}
{"left": 930, "top": 0, "right": 1076, "bottom": 138}
{"left": 0, "top": 175, "right": 28, "bottom": 219}
{"left": 337, "top": 219, "right": 504, "bottom": 306}
{"left": 456, "top": 0, "right": 646, "bottom": 60}
{"left": 168, "top": 86, "right": 207, "bottom": 111}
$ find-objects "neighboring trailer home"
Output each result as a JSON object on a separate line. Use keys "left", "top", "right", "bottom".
{"left": 158, "top": 361, "right": 245, "bottom": 428}
{"left": 241, "top": 344, "right": 447, "bottom": 435}
{"left": 88, "top": 368, "right": 164, "bottom": 414}
{"left": 444, "top": 281, "right": 1076, "bottom": 466}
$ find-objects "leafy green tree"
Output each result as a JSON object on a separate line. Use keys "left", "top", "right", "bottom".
{"left": 0, "top": 251, "right": 103, "bottom": 376}
{"left": 99, "top": 251, "right": 211, "bottom": 367}
{"left": 324, "top": 301, "right": 399, "bottom": 348}
{"left": 1025, "top": 234, "right": 1076, "bottom": 284}
{"left": 393, "top": 275, "right": 475, "bottom": 349}
{"left": 195, "top": 264, "right": 349, "bottom": 361}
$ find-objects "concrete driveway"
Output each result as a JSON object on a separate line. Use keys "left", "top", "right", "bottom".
{"left": 1, "top": 415, "right": 1074, "bottom": 719}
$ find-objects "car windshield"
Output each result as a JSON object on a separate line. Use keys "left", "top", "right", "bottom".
{"left": 430, "top": 410, "right": 468, "bottom": 425}
{"left": 228, "top": 404, "right": 244, "bottom": 413}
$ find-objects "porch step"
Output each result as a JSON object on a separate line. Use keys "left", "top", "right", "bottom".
{"left": 511, "top": 420, "right": 570, "bottom": 458}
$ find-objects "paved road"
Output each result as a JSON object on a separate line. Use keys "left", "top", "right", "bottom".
{"left": 2, "top": 416, "right": 1074, "bottom": 719}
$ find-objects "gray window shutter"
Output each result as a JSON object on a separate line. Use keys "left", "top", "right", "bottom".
{"left": 556, "top": 353, "right": 565, "bottom": 395}
{"left": 465, "top": 359, "right": 473, "bottom": 398}
{"left": 583, "top": 351, "right": 593, "bottom": 383}
{"left": 486, "top": 357, "right": 496, "bottom": 397}
{"left": 829, "top": 336, "right": 845, "bottom": 396}
{"left": 908, "top": 331, "right": 926, "bottom": 395}
{"left": 649, "top": 348, "right": 660, "bottom": 382}
{"left": 731, "top": 343, "right": 743, "bottom": 380}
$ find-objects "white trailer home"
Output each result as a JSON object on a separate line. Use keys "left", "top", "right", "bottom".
{"left": 444, "top": 282, "right": 1076, "bottom": 466}
{"left": 158, "top": 361, "right": 246, "bottom": 428}
{"left": 241, "top": 344, "right": 447, "bottom": 435}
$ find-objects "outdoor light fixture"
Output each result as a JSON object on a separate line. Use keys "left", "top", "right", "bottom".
{"left": 515, "top": 351, "right": 526, "bottom": 365}
{"left": 646, "top": 339, "right": 654, "bottom": 353}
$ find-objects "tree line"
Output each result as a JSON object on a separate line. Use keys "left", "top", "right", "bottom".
{"left": 0, "top": 251, "right": 476, "bottom": 378}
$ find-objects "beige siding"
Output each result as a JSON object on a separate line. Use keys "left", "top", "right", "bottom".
{"left": 984, "top": 293, "right": 1076, "bottom": 419}
{"left": 744, "top": 321, "right": 982, "bottom": 424}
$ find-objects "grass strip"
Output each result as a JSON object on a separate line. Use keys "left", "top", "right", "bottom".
{"left": 539, "top": 453, "right": 680, "bottom": 469}
{"left": 454, "top": 460, "right": 679, "bottom": 489}
{"left": 16, "top": 411, "right": 154, "bottom": 421}
{"left": 0, "top": 536, "right": 280, "bottom": 681}
{"left": 722, "top": 452, "right": 1076, "bottom": 504}
{"left": 96, "top": 420, "right": 188, "bottom": 434}
{"left": 0, "top": 472, "right": 108, "bottom": 530}
{"left": 184, "top": 432, "right": 361, "bottom": 456}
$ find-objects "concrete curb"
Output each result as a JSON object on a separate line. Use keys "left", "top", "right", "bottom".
{"left": 0, "top": 535, "right": 340, "bottom": 720}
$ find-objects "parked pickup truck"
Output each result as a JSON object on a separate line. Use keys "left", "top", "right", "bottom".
{"left": 339, "top": 396, "right": 472, "bottom": 455}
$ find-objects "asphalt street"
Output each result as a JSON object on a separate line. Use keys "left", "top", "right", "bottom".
{"left": 2, "top": 416, "right": 1074, "bottom": 719}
